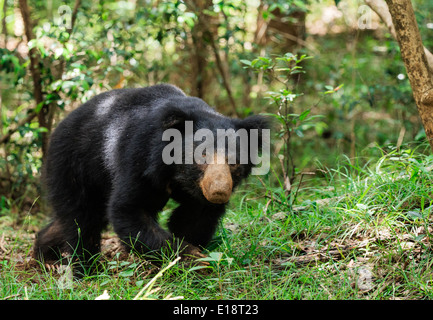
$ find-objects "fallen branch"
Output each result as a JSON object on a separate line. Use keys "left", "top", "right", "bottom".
{"left": 277, "top": 245, "right": 355, "bottom": 268}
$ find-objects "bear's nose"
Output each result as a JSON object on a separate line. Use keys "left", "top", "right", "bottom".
{"left": 207, "top": 180, "right": 232, "bottom": 204}
{"left": 200, "top": 163, "right": 233, "bottom": 204}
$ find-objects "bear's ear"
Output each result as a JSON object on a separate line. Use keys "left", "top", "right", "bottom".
{"left": 237, "top": 115, "right": 271, "bottom": 132}
{"left": 161, "top": 106, "right": 192, "bottom": 131}
{"left": 236, "top": 115, "right": 271, "bottom": 153}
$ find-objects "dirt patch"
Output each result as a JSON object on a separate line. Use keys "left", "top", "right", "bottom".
{"left": 0, "top": 231, "right": 132, "bottom": 275}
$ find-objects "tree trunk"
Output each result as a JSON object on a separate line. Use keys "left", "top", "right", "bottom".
{"left": 386, "top": 0, "right": 433, "bottom": 151}
{"left": 365, "top": 0, "right": 433, "bottom": 72}
{"left": 186, "top": 0, "right": 240, "bottom": 117}
{"left": 17, "top": 0, "right": 81, "bottom": 160}
{"left": 2, "top": 0, "right": 7, "bottom": 47}
{"left": 186, "top": 0, "right": 212, "bottom": 100}
{"left": 18, "top": 0, "right": 49, "bottom": 158}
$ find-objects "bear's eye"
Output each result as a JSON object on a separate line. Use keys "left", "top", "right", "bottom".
{"left": 229, "top": 163, "right": 240, "bottom": 172}
{"left": 196, "top": 160, "right": 208, "bottom": 171}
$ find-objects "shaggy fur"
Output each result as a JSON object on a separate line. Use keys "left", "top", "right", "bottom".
{"left": 34, "top": 84, "right": 268, "bottom": 272}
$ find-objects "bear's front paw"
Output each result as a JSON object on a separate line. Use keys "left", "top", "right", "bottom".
{"left": 181, "top": 244, "right": 206, "bottom": 259}
{"left": 179, "top": 243, "right": 210, "bottom": 268}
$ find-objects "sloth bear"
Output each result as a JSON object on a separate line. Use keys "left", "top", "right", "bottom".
{"left": 34, "top": 84, "right": 268, "bottom": 272}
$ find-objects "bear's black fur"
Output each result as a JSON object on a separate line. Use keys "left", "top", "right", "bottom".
{"left": 34, "top": 84, "right": 268, "bottom": 271}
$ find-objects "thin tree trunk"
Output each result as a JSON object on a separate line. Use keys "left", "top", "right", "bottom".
{"left": 207, "top": 30, "right": 240, "bottom": 117}
{"left": 365, "top": 0, "right": 433, "bottom": 73}
{"left": 385, "top": 0, "right": 433, "bottom": 151}
{"left": 186, "top": 0, "right": 240, "bottom": 117}
{"left": 2, "top": 0, "right": 7, "bottom": 47}
{"left": 18, "top": 0, "right": 49, "bottom": 158}
{"left": 17, "top": 0, "right": 81, "bottom": 160}
{"left": 187, "top": 0, "right": 212, "bottom": 100}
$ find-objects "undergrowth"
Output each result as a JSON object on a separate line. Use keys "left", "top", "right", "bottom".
{"left": 1, "top": 143, "right": 433, "bottom": 300}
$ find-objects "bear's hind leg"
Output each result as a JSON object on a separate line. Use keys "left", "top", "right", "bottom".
{"left": 35, "top": 196, "right": 108, "bottom": 275}
{"left": 60, "top": 209, "right": 108, "bottom": 276}
{"left": 34, "top": 219, "right": 66, "bottom": 263}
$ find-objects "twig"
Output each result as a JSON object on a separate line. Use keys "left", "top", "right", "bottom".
{"left": 396, "top": 126, "right": 406, "bottom": 151}
{"left": 279, "top": 156, "right": 291, "bottom": 195}
{"left": 3, "top": 294, "right": 21, "bottom": 300}
{"left": 133, "top": 257, "right": 181, "bottom": 300}
{"left": 0, "top": 233, "right": 9, "bottom": 254}
{"left": 292, "top": 171, "right": 315, "bottom": 205}
{"left": 68, "top": 0, "right": 81, "bottom": 35}
{"left": 277, "top": 245, "right": 355, "bottom": 268}
{"left": 263, "top": 198, "right": 272, "bottom": 214}
{"left": 0, "top": 111, "right": 37, "bottom": 145}
{"left": 264, "top": 194, "right": 284, "bottom": 205}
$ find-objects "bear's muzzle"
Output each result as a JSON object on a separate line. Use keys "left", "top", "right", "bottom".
{"left": 200, "top": 162, "right": 233, "bottom": 204}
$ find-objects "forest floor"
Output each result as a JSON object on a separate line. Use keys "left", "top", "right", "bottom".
{"left": 2, "top": 147, "right": 433, "bottom": 300}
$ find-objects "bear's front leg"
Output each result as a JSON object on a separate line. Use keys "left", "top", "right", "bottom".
{"left": 167, "top": 201, "right": 226, "bottom": 249}
{"left": 108, "top": 185, "right": 202, "bottom": 261}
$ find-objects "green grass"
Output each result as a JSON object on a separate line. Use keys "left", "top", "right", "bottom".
{"left": 1, "top": 144, "right": 433, "bottom": 300}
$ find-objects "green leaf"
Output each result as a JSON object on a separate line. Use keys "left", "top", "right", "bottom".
{"left": 407, "top": 210, "right": 423, "bottom": 219}
{"left": 37, "top": 127, "right": 49, "bottom": 133}
{"left": 35, "top": 101, "right": 45, "bottom": 113}
{"left": 82, "top": 80, "right": 90, "bottom": 90}
{"left": 299, "top": 109, "right": 311, "bottom": 121}
{"left": 295, "top": 129, "right": 304, "bottom": 137}
{"left": 119, "top": 269, "right": 134, "bottom": 277}
{"left": 240, "top": 59, "right": 252, "bottom": 66}
{"left": 188, "top": 265, "right": 211, "bottom": 272}
{"left": 315, "top": 121, "right": 329, "bottom": 135}
{"left": 414, "top": 234, "right": 426, "bottom": 242}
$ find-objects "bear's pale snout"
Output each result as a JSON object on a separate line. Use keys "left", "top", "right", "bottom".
{"left": 200, "top": 162, "right": 233, "bottom": 204}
